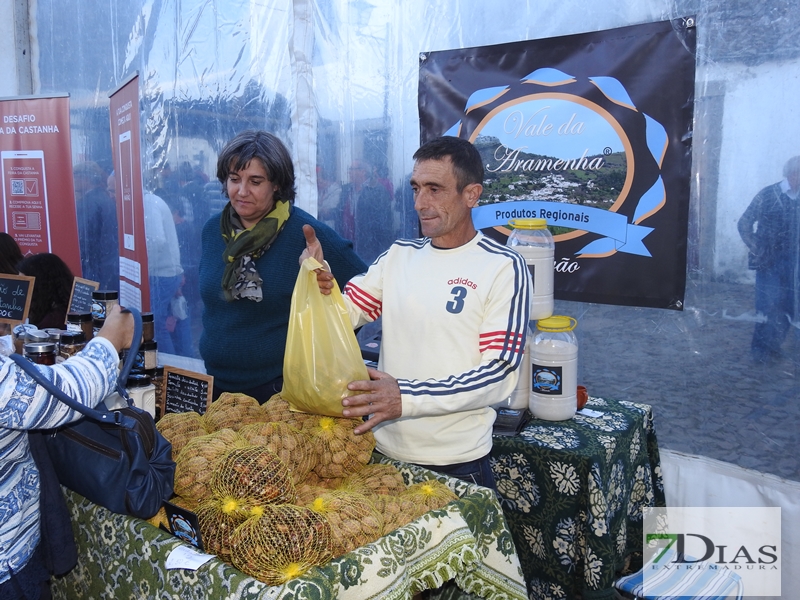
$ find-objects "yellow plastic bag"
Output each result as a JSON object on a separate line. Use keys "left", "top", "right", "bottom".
{"left": 283, "top": 257, "right": 369, "bottom": 416}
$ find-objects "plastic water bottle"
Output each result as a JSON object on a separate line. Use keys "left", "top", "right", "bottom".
{"left": 529, "top": 316, "right": 578, "bottom": 421}
{"left": 506, "top": 218, "right": 554, "bottom": 320}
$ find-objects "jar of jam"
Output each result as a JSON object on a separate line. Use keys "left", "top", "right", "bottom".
{"left": 66, "top": 311, "right": 94, "bottom": 341}
{"left": 93, "top": 318, "right": 104, "bottom": 339}
{"left": 91, "top": 290, "right": 119, "bottom": 320}
{"left": 142, "top": 340, "right": 158, "bottom": 370}
{"left": 59, "top": 331, "right": 86, "bottom": 361}
{"left": 141, "top": 312, "right": 155, "bottom": 343}
{"left": 42, "top": 328, "right": 62, "bottom": 350}
{"left": 150, "top": 367, "right": 164, "bottom": 420}
{"left": 24, "top": 342, "right": 57, "bottom": 365}
{"left": 13, "top": 324, "right": 37, "bottom": 354}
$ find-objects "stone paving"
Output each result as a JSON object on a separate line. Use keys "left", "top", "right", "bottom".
{"left": 565, "top": 276, "right": 799, "bottom": 482}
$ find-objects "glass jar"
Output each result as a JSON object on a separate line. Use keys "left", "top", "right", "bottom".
{"left": 66, "top": 311, "right": 94, "bottom": 341}
{"left": 506, "top": 218, "right": 555, "bottom": 321}
{"left": 24, "top": 341, "right": 58, "bottom": 366}
{"left": 529, "top": 316, "right": 578, "bottom": 421}
{"left": 126, "top": 373, "right": 156, "bottom": 418}
{"left": 91, "top": 290, "right": 119, "bottom": 320}
{"left": 93, "top": 318, "right": 104, "bottom": 338}
{"left": 141, "top": 312, "right": 155, "bottom": 343}
{"left": 12, "top": 324, "right": 37, "bottom": 355}
{"left": 59, "top": 331, "right": 86, "bottom": 361}
{"left": 150, "top": 367, "right": 164, "bottom": 420}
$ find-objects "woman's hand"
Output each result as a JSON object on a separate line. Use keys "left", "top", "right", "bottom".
{"left": 301, "top": 224, "right": 335, "bottom": 295}
{"left": 96, "top": 305, "right": 135, "bottom": 352}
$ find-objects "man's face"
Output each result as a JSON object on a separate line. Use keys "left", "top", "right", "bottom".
{"left": 348, "top": 162, "right": 368, "bottom": 187}
{"left": 410, "top": 157, "right": 481, "bottom": 248}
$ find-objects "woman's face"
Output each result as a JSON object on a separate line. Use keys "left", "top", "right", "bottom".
{"left": 226, "top": 159, "right": 278, "bottom": 228}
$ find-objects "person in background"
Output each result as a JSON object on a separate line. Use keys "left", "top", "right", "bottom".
{"left": 199, "top": 130, "right": 367, "bottom": 404}
{"left": 341, "top": 159, "right": 393, "bottom": 264}
{"left": 16, "top": 254, "right": 74, "bottom": 329}
{"left": 301, "top": 136, "right": 532, "bottom": 489}
{"left": 0, "top": 233, "right": 24, "bottom": 274}
{"left": 0, "top": 305, "right": 134, "bottom": 600}
{"left": 316, "top": 165, "right": 343, "bottom": 231}
{"left": 0, "top": 233, "right": 25, "bottom": 337}
{"left": 738, "top": 155, "right": 800, "bottom": 363}
{"left": 74, "top": 161, "right": 119, "bottom": 290}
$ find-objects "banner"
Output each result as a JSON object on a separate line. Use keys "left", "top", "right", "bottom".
{"left": 419, "top": 18, "right": 697, "bottom": 309}
{"left": 0, "top": 95, "right": 82, "bottom": 277}
{"left": 109, "top": 74, "right": 149, "bottom": 311}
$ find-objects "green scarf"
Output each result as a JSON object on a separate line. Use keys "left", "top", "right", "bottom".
{"left": 220, "top": 200, "right": 291, "bottom": 302}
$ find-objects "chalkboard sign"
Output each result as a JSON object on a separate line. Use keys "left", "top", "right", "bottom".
{"left": 162, "top": 366, "right": 213, "bottom": 416}
{"left": 68, "top": 277, "right": 99, "bottom": 313}
{"left": 0, "top": 274, "right": 35, "bottom": 324}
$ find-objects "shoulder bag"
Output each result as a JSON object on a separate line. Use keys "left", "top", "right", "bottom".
{"left": 11, "top": 307, "right": 175, "bottom": 520}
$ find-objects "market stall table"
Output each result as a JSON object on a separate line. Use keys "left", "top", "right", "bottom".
{"left": 491, "top": 396, "right": 665, "bottom": 600}
{"left": 51, "top": 458, "right": 527, "bottom": 600}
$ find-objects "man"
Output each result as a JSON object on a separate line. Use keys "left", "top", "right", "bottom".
{"left": 737, "top": 156, "right": 800, "bottom": 363}
{"left": 108, "top": 173, "right": 187, "bottom": 355}
{"left": 341, "top": 159, "right": 393, "bottom": 264}
{"left": 74, "top": 161, "right": 119, "bottom": 290}
{"left": 302, "top": 136, "right": 531, "bottom": 489}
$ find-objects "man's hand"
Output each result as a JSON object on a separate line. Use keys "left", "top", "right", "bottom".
{"left": 301, "top": 224, "right": 335, "bottom": 295}
{"left": 96, "top": 305, "right": 135, "bottom": 352}
{"left": 342, "top": 367, "right": 402, "bottom": 435}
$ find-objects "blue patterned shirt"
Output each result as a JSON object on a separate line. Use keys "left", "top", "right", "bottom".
{"left": 0, "top": 337, "right": 118, "bottom": 584}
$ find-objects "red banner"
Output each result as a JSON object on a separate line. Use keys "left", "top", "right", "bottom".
{"left": 0, "top": 95, "right": 82, "bottom": 277}
{"left": 109, "top": 75, "right": 150, "bottom": 311}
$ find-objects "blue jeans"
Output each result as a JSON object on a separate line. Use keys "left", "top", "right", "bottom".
{"left": 752, "top": 265, "right": 793, "bottom": 357}
{"left": 415, "top": 454, "right": 497, "bottom": 491}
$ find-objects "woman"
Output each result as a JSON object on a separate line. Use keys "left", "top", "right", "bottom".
{"left": 0, "top": 305, "right": 134, "bottom": 599}
{"left": 0, "top": 233, "right": 24, "bottom": 274}
{"left": 16, "top": 253, "right": 74, "bottom": 329}
{"left": 199, "top": 130, "right": 367, "bottom": 403}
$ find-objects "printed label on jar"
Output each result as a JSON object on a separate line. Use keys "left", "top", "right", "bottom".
{"left": 91, "top": 301, "right": 106, "bottom": 320}
{"left": 531, "top": 363, "right": 563, "bottom": 395}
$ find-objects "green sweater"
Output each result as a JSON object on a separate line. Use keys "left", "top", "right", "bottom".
{"left": 199, "top": 207, "right": 368, "bottom": 391}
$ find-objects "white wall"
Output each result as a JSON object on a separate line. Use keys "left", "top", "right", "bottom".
{"left": 0, "top": 0, "right": 19, "bottom": 97}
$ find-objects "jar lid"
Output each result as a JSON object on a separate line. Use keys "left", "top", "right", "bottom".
{"left": 60, "top": 331, "right": 86, "bottom": 344}
{"left": 536, "top": 315, "right": 577, "bottom": 332}
{"left": 92, "top": 290, "right": 119, "bottom": 300}
{"left": 141, "top": 312, "right": 154, "bottom": 322}
{"left": 42, "top": 329, "right": 63, "bottom": 341}
{"left": 24, "top": 341, "right": 57, "bottom": 354}
{"left": 126, "top": 373, "right": 152, "bottom": 387}
{"left": 508, "top": 218, "right": 547, "bottom": 230}
{"left": 67, "top": 311, "right": 93, "bottom": 323}
{"left": 93, "top": 318, "right": 105, "bottom": 327}
{"left": 13, "top": 323, "right": 37, "bottom": 337}
{"left": 25, "top": 330, "right": 50, "bottom": 342}
{"left": 141, "top": 340, "right": 158, "bottom": 351}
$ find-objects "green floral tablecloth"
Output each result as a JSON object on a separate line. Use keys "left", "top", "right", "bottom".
{"left": 51, "top": 458, "right": 526, "bottom": 600}
{"left": 490, "top": 397, "right": 665, "bottom": 600}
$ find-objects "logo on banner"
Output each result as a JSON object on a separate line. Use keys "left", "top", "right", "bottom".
{"left": 442, "top": 68, "right": 668, "bottom": 259}
{"left": 643, "top": 507, "right": 781, "bottom": 597}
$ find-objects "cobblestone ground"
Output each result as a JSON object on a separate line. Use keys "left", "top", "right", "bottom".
{"left": 563, "top": 277, "right": 799, "bottom": 482}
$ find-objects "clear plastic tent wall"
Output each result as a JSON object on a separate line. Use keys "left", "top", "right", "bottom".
{"left": 34, "top": 0, "right": 799, "bottom": 484}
